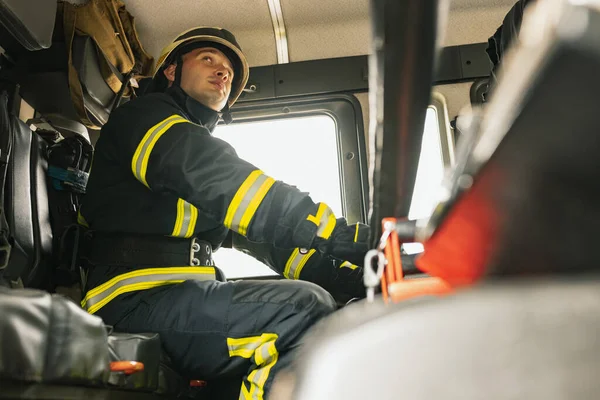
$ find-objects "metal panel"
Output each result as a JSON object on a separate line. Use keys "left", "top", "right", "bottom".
{"left": 274, "top": 56, "right": 367, "bottom": 97}
{"left": 237, "top": 43, "right": 491, "bottom": 102}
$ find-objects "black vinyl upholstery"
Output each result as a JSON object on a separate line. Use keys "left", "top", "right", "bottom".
{"left": 3, "top": 110, "right": 53, "bottom": 289}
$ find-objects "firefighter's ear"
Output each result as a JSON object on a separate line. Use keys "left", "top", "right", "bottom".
{"left": 163, "top": 63, "right": 177, "bottom": 83}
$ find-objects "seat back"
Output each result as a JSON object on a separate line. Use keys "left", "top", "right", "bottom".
{"left": 0, "top": 94, "right": 53, "bottom": 289}
{"left": 16, "top": 36, "right": 122, "bottom": 129}
{"left": 291, "top": 279, "right": 600, "bottom": 400}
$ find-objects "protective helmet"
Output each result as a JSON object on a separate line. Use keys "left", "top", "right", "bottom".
{"left": 154, "top": 27, "right": 249, "bottom": 107}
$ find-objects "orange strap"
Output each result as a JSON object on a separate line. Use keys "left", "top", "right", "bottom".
{"left": 380, "top": 218, "right": 453, "bottom": 303}
{"left": 110, "top": 361, "right": 144, "bottom": 375}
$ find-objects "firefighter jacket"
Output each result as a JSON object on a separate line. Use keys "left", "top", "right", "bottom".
{"left": 80, "top": 85, "right": 370, "bottom": 316}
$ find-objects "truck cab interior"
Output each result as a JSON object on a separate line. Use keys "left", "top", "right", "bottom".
{"left": 1, "top": 0, "right": 600, "bottom": 399}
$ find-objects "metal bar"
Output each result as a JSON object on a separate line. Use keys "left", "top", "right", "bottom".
{"left": 367, "top": 0, "right": 441, "bottom": 245}
{"left": 267, "top": 0, "right": 289, "bottom": 64}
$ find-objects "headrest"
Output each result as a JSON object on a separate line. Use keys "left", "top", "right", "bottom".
{"left": 0, "top": 0, "right": 56, "bottom": 51}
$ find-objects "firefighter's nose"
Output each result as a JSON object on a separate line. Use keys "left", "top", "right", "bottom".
{"left": 216, "top": 69, "right": 229, "bottom": 82}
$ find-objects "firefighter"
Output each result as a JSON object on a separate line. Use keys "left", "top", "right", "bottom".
{"left": 79, "top": 27, "right": 370, "bottom": 398}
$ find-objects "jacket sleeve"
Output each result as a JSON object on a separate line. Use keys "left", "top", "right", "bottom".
{"left": 126, "top": 113, "right": 340, "bottom": 250}
{"left": 231, "top": 232, "right": 365, "bottom": 303}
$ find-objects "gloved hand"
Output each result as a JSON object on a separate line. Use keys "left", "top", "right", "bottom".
{"left": 312, "top": 219, "right": 371, "bottom": 266}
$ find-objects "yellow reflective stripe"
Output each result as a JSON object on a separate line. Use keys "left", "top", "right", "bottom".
{"left": 354, "top": 223, "right": 359, "bottom": 242}
{"left": 307, "top": 203, "right": 336, "bottom": 239}
{"left": 340, "top": 261, "right": 359, "bottom": 270}
{"left": 171, "top": 199, "right": 199, "bottom": 238}
{"left": 81, "top": 266, "right": 215, "bottom": 314}
{"left": 131, "top": 115, "right": 187, "bottom": 188}
{"left": 228, "top": 333, "right": 279, "bottom": 400}
{"left": 77, "top": 211, "right": 89, "bottom": 228}
{"left": 224, "top": 170, "right": 275, "bottom": 236}
{"left": 228, "top": 336, "right": 264, "bottom": 358}
{"left": 283, "top": 248, "right": 316, "bottom": 279}
{"left": 171, "top": 198, "right": 185, "bottom": 236}
{"left": 247, "top": 339, "right": 278, "bottom": 399}
{"left": 225, "top": 170, "right": 262, "bottom": 227}
{"left": 185, "top": 204, "right": 199, "bottom": 238}
{"left": 86, "top": 280, "right": 185, "bottom": 315}
{"left": 238, "top": 176, "right": 275, "bottom": 236}
{"left": 240, "top": 385, "right": 251, "bottom": 400}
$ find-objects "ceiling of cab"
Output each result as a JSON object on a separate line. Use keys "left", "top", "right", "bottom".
{"left": 123, "top": 0, "right": 519, "bottom": 68}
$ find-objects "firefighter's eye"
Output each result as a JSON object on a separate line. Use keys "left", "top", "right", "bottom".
{"left": 202, "top": 56, "right": 213, "bottom": 63}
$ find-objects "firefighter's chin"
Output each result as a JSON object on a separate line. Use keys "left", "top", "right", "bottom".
{"left": 192, "top": 89, "right": 228, "bottom": 112}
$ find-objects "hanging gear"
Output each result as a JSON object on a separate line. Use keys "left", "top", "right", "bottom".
{"left": 46, "top": 134, "right": 93, "bottom": 286}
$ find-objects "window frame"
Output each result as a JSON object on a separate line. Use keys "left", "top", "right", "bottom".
{"left": 430, "top": 91, "right": 455, "bottom": 170}
{"left": 225, "top": 93, "right": 369, "bottom": 224}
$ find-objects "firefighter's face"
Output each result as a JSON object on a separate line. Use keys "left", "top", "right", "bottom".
{"left": 164, "top": 47, "right": 234, "bottom": 111}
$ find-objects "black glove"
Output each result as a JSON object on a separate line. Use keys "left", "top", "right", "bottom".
{"left": 312, "top": 219, "right": 371, "bottom": 266}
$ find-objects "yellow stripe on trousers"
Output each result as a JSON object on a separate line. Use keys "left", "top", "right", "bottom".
{"left": 227, "top": 333, "right": 279, "bottom": 400}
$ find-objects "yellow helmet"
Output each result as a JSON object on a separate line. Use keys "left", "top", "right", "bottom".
{"left": 154, "top": 27, "right": 249, "bottom": 107}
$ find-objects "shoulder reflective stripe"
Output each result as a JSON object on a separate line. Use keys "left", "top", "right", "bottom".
{"left": 81, "top": 266, "right": 215, "bottom": 315}
{"left": 340, "top": 261, "right": 359, "bottom": 270}
{"left": 307, "top": 203, "right": 337, "bottom": 239}
{"left": 224, "top": 170, "right": 275, "bottom": 236}
{"left": 227, "top": 333, "right": 279, "bottom": 400}
{"left": 131, "top": 115, "right": 187, "bottom": 188}
{"left": 171, "top": 199, "right": 199, "bottom": 238}
{"left": 284, "top": 248, "right": 316, "bottom": 279}
{"left": 354, "top": 223, "right": 359, "bottom": 242}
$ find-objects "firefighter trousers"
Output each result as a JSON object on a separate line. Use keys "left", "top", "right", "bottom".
{"left": 97, "top": 278, "right": 337, "bottom": 399}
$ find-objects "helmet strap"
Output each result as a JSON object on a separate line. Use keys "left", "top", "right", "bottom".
{"left": 173, "top": 54, "right": 184, "bottom": 87}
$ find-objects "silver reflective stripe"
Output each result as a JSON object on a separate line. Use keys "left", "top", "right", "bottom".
{"left": 228, "top": 340, "right": 262, "bottom": 355}
{"left": 134, "top": 116, "right": 183, "bottom": 182}
{"left": 180, "top": 201, "right": 193, "bottom": 235}
{"left": 230, "top": 173, "right": 270, "bottom": 232}
{"left": 249, "top": 342, "right": 277, "bottom": 399}
{"left": 316, "top": 206, "right": 334, "bottom": 237}
{"left": 84, "top": 269, "right": 215, "bottom": 314}
{"left": 258, "top": 344, "right": 271, "bottom": 364}
{"left": 284, "top": 249, "right": 315, "bottom": 280}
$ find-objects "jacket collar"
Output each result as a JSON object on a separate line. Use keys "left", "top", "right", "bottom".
{"left": 165, "top": 86, "right": 220, "bottom": 132}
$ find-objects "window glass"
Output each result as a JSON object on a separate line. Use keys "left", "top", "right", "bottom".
{"left": 403, "top": 106, "right": 446, "bottom": 254}
{"left": 212, "top": 115, "right": 341, "bottom": 278}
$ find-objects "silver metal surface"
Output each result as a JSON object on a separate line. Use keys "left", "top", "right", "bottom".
{"left": 267, "top": 0, "right": 290, "bottom": 63}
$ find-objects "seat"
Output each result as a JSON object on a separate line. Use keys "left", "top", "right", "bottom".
{"left": 1, "top": 0, "right": 129, "bottom": 129}
{"left": 15, "top": 34, "right": 123, "bottom": 128}
{"left": 289, "top": 279, "right": 600, "bottom": 400}
{"left": 2, "top": 93, "right": 53, "bottom": 290}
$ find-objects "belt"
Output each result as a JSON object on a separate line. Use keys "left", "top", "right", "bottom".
{"left": 80, "top": 232, "right": 218, "bottom": 315}
{"left": 82, "top": 231, "right": 214, "bottom": 267}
